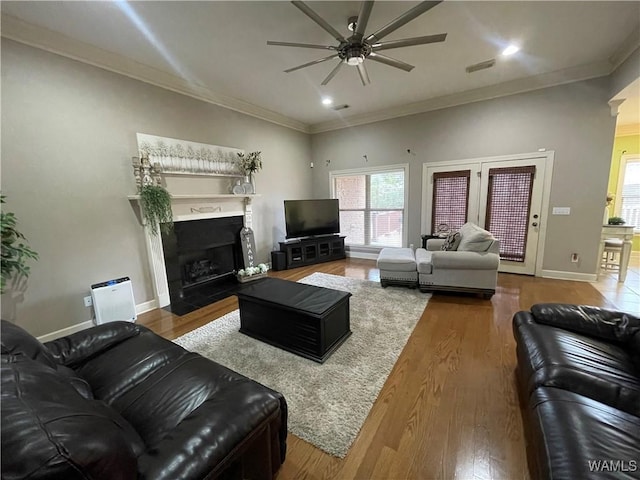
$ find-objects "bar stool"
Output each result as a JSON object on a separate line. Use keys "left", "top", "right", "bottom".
{"left": 601, "top": 239, "right": 623, "bottom": 271}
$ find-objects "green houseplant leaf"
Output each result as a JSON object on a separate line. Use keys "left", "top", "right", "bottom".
{"left": 607, "top": 216, "right": 626, "bottom": 225}
{"left": 139, "top": 185, "right": 173, "bottom": 236}
{"left": 1, "top": 195, "right": 38, "bottom": 293}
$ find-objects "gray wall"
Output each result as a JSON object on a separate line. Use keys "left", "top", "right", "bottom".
{"left": 610, "top": 47, "right": 639, "bottom": 97}
{"left": 1, "top": 40, "right": 312, "bottom": 336}
{"left": 310, "top": 77, "right": 617, "bottom": 276}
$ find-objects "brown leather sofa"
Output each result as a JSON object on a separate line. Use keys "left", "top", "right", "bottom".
{"left": 513, "top": 304, "right": 640, "bottom": 479}
{"left": 1, "top": 320, "right": 287, "bottom": 480}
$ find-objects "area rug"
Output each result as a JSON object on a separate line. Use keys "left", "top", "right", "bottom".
{"left": 173, "top": 273, "right": 430, "bottom": 458}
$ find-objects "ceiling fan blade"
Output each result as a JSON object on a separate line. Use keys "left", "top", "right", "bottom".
{"left": 354, "top": 1, "right": 374, "bottom": 38}
{"left": 284, "top": 54, "right": 339, "bottom": 73}
{"left": 368, "top": 52, "right": 414, "bottom": 72}
{"left": 291, "top": 1, "right": 346, "bottom": 43}
{"left": 371, "top": 33, "right": 447, "bottom": 51}
{"left": 366, "top": 1, "right": 442, "bottom": 43}
{"left": 267, "top": 41, "right": 337, "bottom": 51}
{"left": 321, "top": 60, "right": 345, "bottom": 86}
{"left": 356, "top": 62, "right": 370, "bottom": 86}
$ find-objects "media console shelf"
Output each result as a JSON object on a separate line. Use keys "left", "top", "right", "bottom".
{"left": 278, "top": 236, "right": 346, "bottom": 269}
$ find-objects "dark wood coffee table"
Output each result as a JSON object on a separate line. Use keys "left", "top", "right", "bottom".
{"left": 236, "top": 277, "right": 352, "bottom": 363}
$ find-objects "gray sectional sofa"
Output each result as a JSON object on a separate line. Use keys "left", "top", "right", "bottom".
{"left": 377, "top": 223, "right": 500, "bottom": 299}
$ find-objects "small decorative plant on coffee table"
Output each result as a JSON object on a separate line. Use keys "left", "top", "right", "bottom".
{"left": 237, "top": 263, "right": 269, "bottom": 283}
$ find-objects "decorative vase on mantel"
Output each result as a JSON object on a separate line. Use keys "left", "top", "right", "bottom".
{"left": 242, "top": 174, "right": 255, "bottom": 194}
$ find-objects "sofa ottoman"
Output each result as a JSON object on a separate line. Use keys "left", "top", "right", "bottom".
{"left": 377, "top": 247, "right": 418, "bottom": 288}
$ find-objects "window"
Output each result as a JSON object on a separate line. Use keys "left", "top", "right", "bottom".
{"left": 431, "top": 170, "right": 470, "bottom": 233}
{"left": 616, "top": 156, "right": 640, "bottom": 229}
{"left": 332, "top": 166, "right": 407, "bottom": 248}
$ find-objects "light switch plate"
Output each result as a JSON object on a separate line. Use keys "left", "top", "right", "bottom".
{"left": 552, "top": 207, "right": 571, "bottom": 215}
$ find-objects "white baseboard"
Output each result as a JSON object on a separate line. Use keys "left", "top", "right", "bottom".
{"left": 136, "top": 299, "right": 158, "bottom": 314}
{"left": 37, "top": 299, "right": 159, "bottom": 342}
{"left": 346, "top": 251, "right": 379, "bottom": 261}
{"left": 37, "top": 320, "right": 95, "bottom": 343}
{"left": 540, "top": 270, "right": 598, "bottom": 282}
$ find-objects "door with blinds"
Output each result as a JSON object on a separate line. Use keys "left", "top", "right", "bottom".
{"left": 478, "top": 158, "right": 545, "bottom": 274}
{"left": 423, "top": 155, "right": 548, "bottom": 275}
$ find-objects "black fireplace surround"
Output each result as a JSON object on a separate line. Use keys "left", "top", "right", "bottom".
{"left": 162, "top": 216, "right": 244, "bottom": 315}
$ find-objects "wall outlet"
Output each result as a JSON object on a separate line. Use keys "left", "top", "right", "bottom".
{"left": 83, "top": 295, "right": 93, "bottom": 307}
{"left": 553, "top": 207, "right": 571, "bottom": 215}
{"left": 409, "top": 243, "right": 414, "bottom": 250}
{"left": 571, "top": 253, "right": 579, "bottom": 263}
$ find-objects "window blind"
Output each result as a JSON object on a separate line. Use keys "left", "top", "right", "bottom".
{"left": 485, "top": 166, "right": 535, "bottom": 262}
{"left": 431, "top": 170, "right": 470, "bottom": 233}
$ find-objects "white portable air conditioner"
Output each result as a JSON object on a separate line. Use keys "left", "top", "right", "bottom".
{"left": 90, "top": 277, "right": 137, "bottom": 325}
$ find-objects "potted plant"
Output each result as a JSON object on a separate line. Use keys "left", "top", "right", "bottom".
{"left": 607, "top": 216, "right": 626, "bottom": 225}
{"left": 237, "top": 151, "right": 262, "bottom": 191}
{"left": 1, "top": 195, "right": 38, "bottom": 294}
{"left": 236, "top": 263, "right": 269, "bottom": 283}
{"left": 139, "top": 185, "right": 173, "bottom": 235}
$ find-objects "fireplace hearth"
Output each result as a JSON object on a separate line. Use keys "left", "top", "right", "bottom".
{"left": 162, "top": 216, "right": 245, "bottom": 315}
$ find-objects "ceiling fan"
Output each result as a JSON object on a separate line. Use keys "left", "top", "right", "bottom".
{"left": 267, "top": 1, "right": 446, "bottom": 86}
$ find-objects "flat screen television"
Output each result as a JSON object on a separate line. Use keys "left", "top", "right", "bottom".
{"left": 284, "top": 199, "right": 340, "bottom": 239}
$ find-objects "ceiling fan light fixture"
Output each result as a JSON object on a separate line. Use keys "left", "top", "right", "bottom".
{"left": 346, "top": 46, "right": 365, "bottom": 66}
{"left": 502, "top": 44, "right": 520, "bottom": 56}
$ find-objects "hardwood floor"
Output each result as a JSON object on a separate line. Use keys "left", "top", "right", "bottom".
{"left": 137, "top": 258, "right": 619, "bottom": 480}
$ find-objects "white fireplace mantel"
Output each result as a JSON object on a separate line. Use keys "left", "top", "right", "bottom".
{"left": 128, "top": 193, "right": 259, "bottom": 308}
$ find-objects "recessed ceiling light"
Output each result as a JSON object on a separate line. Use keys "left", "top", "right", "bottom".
{"left": 502, "top": 45, "right": 520, "bottom": 56}
{"left": 322, "top": 97, "right": 333, "bottom": 106}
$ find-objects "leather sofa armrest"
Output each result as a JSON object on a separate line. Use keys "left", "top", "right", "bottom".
{"left": 45, "top": 321, "right": 141, "bottom": 368}
{"left": 430, "top": 251, "right": 500, "bottom": 270}
{"left": 530, "top": 303, "right": 640, "bottom": 344}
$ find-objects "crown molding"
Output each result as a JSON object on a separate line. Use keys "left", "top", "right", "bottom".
{"left": 609, "top": 25, "right": 640, "bottom": 71}
{"left": 1, "top": 14, "right": 626, "bottom": 137}
{"left": 615, "top": 123, "right": 640, "bottom": 137}
{"left": 0, "top": 14, "right": 310, "bottom": 134}
{"left": 309, "top": 61, "right": 613, "bottom": 133}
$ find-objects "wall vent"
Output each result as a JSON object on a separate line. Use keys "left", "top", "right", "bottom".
{"left": 465, "top": 59, "right": 496, "bottom": 73}
{"left": 332, "top": 104, "right": 350, "bottom": 111}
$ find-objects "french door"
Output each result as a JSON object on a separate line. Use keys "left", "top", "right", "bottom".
{"left": 423, "top": 154, "right": 550, "bottom": 275}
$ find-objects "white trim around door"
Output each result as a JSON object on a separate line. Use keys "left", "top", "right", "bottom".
{"left": 421, "top": 151, "right": 554, "bottom": 277}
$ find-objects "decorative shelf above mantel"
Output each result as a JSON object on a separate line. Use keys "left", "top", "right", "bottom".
{"left": 127, "top": 193, "right": 260, "bottom": 201}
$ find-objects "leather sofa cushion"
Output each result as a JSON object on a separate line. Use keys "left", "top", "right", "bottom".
{"left": 0, "top": 320, "right": 57, "bottom": 369}
{"left": 75, "top": 326, "right": 287, "bottom": 480}
{"left": 1, "top": 354, "right": 145, "bottom": 480}
{"left": 529, "top": 387, "right": 640, "bottom": 480}
{"left": 514, "top": 312, "right": 640, "bottom": 416}
{"left": 531, "top": 303, "right": 640, "bottom": 344}
{"left": 0, "top": 320, "right": 94, "bottom": 399}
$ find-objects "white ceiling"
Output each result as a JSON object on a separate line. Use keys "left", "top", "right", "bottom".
{"left": 2, "top": 1, "right": 639, "bottom": 131}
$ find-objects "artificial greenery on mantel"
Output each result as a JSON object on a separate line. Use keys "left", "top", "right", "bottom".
{"left": 139, "top": 185, "right": 173, "bottom": 236}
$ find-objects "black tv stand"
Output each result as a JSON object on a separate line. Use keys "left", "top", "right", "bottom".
{"left": 278, "top": 236, "right": 345, "bottom": 269}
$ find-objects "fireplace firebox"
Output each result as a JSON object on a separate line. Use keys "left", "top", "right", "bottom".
{"left": 161, "top": 216, "right": 244, "bottom": 314}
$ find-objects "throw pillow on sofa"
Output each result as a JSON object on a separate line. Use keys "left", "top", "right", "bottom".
{"left": 457, "top": 223, "right": 495, "bottom": 252}
{"left": 441, "top": 232, "right": 461, "bottom": 251}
